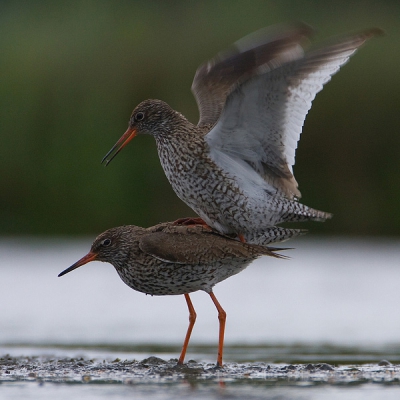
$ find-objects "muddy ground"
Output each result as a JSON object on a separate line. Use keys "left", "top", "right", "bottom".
{"left": 1, "top": 355, "right": 399, "bottom": 386}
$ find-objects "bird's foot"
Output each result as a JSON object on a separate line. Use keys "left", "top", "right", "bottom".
{"left": 173, "top": 217, "right": 212, "bottom": 230}
{"left": 173, "top": 360, "right": 205, "bottom": 373}
{"left": 238, "top": 234, "right": 246, "bottom": 243}
{"left": 207, "top": 362, "right": 224, "bottom": 371}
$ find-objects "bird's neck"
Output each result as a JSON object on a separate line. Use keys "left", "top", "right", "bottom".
{"left": 153, "top": 113, "right": 204, "bottom": 154}
{"left": 153, "top": 112, "right": 196, "bottom": 140}
{"left": 155, "top": 124, "right": 205, "bottom": 159}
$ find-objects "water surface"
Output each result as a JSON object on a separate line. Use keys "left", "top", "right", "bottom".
{"left": 1, "top": 236, "right": 400, "bottom": 398}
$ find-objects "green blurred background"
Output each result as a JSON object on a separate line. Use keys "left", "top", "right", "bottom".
{"left": 1, "top": 0, "right": 399, "bottom": 236}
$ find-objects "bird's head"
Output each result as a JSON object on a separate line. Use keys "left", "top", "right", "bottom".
{"left": 101, "top": 99, "right": 182, "bottom": 165}
{"left": 58, "top": 226, "right": 142, "bottom": 277}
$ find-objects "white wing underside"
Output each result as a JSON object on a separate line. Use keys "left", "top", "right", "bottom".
{"left": 206, "top": 30, "right": 380, "bottom": 199}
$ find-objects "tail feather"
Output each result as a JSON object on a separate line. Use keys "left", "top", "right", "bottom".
{"left": 278, "top": 202, "right": 332, "bottom": 224}
{"left": 264, "top": 246, "right": 293, "bottom": 260}
{"left": 246, "top": 226, "right": 307, "bottom": 245}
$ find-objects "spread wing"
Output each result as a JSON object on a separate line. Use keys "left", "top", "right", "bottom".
{"left": 192, "top": 23, "right": 313, "bottom": 127}
{"left": 205, "top": 28, "right": 382, "bottom": 199}
{"left": 139, "top": 226, "right": 280, "bottom": 265}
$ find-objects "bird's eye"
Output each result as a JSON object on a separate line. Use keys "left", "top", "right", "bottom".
{"left": 102, "top": 238, "right": 111, "bottom": 247}
{"left": 135, "top": 112, "right": 144, "bottom": 122}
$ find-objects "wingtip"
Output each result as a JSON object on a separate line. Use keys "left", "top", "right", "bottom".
{"left": 229, "top": 21, "right": 315, "bottom": 56}
{"left": 363, "top": 27, "right": 385, "bottom": 38}
{"left": 288, "top": 21, "right": 315, "bottom": 37}
{"left": 322, "top": 26, "right": 384, "bottom": 48}
{"left": 348, "top": 27, "right": 385, "bottom": 43}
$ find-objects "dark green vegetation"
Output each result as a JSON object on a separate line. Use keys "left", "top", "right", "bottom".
{"left": 1, "top": 1, "right": 399, "bottom": 236}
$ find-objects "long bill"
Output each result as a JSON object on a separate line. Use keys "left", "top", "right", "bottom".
{"left": 58, "top": 251, "right": 97, "bottom": 277}
{"left": 101, "top": 127, "right": 137, "bottom": 166}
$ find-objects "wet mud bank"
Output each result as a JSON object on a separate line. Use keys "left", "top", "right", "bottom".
{"left": 1, "top": 355, "right": 399, "bottom": 386}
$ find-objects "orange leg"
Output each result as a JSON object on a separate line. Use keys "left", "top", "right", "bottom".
{"left": 238, "top": 234, "right": 246, "bottom": 243}
{"left": 209, "top": 291, "right": 227, "bottom": 367}
{"left": 178, "top": 293, "right": 197, "bottom": 365}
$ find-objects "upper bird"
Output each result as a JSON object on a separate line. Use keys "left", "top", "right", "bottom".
{"left": 102, "top": 24, "right": 382, "bottom": 244}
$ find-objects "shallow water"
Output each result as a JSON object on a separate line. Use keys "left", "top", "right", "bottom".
{"left": 1, "top": 236, "right": 400, "bottom": 398}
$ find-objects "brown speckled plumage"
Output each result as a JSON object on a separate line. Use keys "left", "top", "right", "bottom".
{"left": 58, "top": 221, "right": 285, "bottom": 366}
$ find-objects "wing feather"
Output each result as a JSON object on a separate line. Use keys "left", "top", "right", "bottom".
{"left": 139, "top": 227, "right": 280, "bottom": 265}
{"left": 192, "top": 23, "right": 313, "bottom": 127}
{"left": 206, "top": 28, "right": 382, "bottom": 198}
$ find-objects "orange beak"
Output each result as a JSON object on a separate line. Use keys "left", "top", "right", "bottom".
{"left": 58, "top": 251, "right": 98, "bottom": 277}
{"left": 101, "top": 127, "right": 137, "bottom": 166}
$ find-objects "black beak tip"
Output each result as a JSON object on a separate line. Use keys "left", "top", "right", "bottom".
{"left": 58, "top": 267, "right": 73, "bottom": 277}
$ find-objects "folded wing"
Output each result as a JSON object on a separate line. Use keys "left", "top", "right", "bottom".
{"left": 139, "top": 226, "right": 281, "bottom": 264}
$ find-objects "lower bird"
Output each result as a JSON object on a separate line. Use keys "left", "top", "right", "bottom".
{"left": 58, "top": 222, "right": 285, "bottom": 366}
{"left": 101, "top": 24, "right": 382, "bottom": 244}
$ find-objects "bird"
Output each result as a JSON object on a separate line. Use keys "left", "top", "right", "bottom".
{"left": 58, "top": 222, "right": 285, "bottom": 366}
{"left": 101, "top": 24, "right": 382, "bottom": 244}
